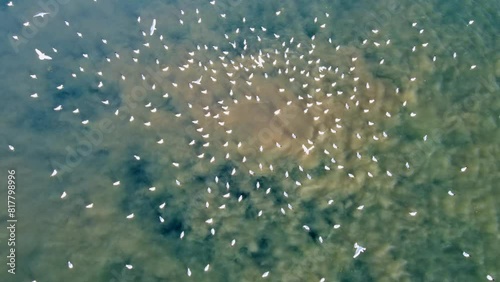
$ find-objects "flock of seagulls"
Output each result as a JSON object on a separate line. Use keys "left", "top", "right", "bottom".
{"left": 5, "top": 0, "right": 495, "bottom": 281}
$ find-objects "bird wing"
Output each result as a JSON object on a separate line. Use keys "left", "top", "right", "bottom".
{"left": 35, "top": 49, "right": 43, "bottom": 56}
{"left": 150, "top": 19, "right": 156, "bottom": 35}
{"left": 302, "top": 144, "right": 309, "bottom": 153}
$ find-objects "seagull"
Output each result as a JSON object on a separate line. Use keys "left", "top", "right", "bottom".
{"left": 353, "top": 242, "right": 366, "bottom": 258}
{"left": 302, "top": 144, "right": 314, "bottom": 155}
{"left": 33, "top": 12, "right": 50, "bottom": 18}
{"left": 192, "top": 76, "right": 202, "bottom": 84}
{"left": 35, "top": 49, "right": 52, "bottom": 60}
{"left": 150, "top": 19, "right": 157, "bottom": 36}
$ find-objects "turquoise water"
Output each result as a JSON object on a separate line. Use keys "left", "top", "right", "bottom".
{"left": 0, "top": 0, "right": 498, "bottom": 281}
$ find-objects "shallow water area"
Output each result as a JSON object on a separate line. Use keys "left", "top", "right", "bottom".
{"left": 0, "top": 0, "right": 499, "bottom": 281}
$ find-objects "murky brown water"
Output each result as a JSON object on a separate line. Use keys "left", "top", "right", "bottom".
{"left": 0, "top": 0, "right": 498, "bottom": 281}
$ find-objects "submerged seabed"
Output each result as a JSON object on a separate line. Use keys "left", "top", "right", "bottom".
{"left": 0, "top": 0, "right": 499, "bottom": 281}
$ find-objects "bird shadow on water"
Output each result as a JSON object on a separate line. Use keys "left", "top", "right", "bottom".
{"left": 108, "top": 266, "right": 155, "bottom": 282}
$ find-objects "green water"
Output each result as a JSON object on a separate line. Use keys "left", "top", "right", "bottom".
{"left": 0, "top": 0, "right": 498, "bottom": 281}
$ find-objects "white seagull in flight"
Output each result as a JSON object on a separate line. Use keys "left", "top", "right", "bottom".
{"left": 35, "top": 49, "right": 52, "bottom": 60}
{"left": 353, "top": 242, "right": 366, "bottom": 258}
{"left": 150, "top": 19, "right": 157, "bottom": 36}
{"left": 33, "top": 12, "right": 50, "bottom": 18}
